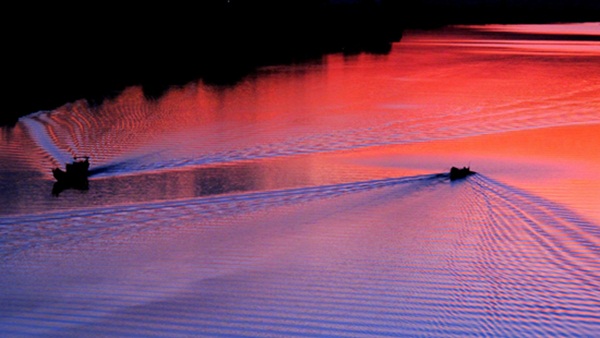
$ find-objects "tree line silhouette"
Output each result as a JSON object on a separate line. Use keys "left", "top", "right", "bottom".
{"left": 2, "top": 0, "right": 598, "bottom": 126}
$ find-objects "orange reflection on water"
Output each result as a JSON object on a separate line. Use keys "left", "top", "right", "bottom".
{"left": 337, "top": 122, "right": 600, "bottom": 223}
{"left": 473, "top": 22, "right": 600, "bottom": 36}
{"left": 4, "top": 23, "right": 599, "bottom": 219}
{"left": 41, "top": 23, "right": 599, "bottom": 169}
{"left": 2, "top": 24, "right": 600, "bottom": 336}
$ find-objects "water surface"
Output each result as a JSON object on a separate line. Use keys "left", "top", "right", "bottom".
{"left": 1, "top": 24, "right": 599, "bottom": 337}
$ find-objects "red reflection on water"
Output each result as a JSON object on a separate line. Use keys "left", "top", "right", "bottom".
{"left": 473, "top": 22, "right": 600, "bottom": 36}
{"left": 43, "top": 23, "right": 598, "bottom": 167}
{"left": 3, "top": 23, "right": 599, "bottom": 217}
{"left": 2, "top": 24, "right": 600, "bottom": 336}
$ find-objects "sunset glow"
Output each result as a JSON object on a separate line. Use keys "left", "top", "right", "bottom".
{"left": 1, "top": 23, "right": 599, "bottom": 337}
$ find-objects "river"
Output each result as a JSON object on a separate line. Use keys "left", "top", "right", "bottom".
{"left": 1, "top": 23, "right": 599, "bottom": 337}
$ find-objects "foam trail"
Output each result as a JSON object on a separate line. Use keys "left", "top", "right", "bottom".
{"left": 20, "top": 113, "right": 74, "bottom": 167}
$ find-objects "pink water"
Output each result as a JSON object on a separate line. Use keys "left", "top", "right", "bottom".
{"left": 1, "top": 24, "right": 599, "bottom": 336}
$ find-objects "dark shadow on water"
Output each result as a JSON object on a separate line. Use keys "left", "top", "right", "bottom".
{"left": 88, "top": 165, "right": 122, "bottom": 178}
{"left": 52, "top": 179, "right": 89, "bottom": 197}
{"left": 4, "top": 1, "right": 599, "bottom": 126}
{"left": 2, "top": 1, "right": 406, "bottom": 125}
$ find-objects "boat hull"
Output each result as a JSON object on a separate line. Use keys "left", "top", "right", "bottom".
{"left": 449, "top": 166, "right": 475, "bottom": 180}
{"left": 51, "top": 161, "right": 90, "bottom": 196}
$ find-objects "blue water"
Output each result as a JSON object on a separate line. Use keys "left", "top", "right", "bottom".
{"left": 1, "top": 174, "right": 598, "bottom": 336}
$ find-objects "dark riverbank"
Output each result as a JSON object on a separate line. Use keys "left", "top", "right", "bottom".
{"left": 2, "top": 0, "right": 599, "bottom": 126}
{"left": 1, "top": 1, "right": 403, "bottom": 126}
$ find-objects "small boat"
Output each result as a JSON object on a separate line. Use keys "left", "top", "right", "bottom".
{"left": 449, "top": 166, "right": 475, "bottom": 180}
{"left": 52, "top": 156, "right": 90, "bottom": 184}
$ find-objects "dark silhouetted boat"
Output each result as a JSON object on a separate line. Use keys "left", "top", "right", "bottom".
{"left": 52, "top": 157, "right": 90, "bottom": 195}
{"left": 449, "top": 166, "right": 475, "bottom": 180}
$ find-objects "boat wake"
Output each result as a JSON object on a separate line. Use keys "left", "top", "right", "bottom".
{"left": 1, "top": 173, "right": 599, "bottom": 336}
{"left": 468, "top": 175, "right": 600, "bottom": 285}
{"left": 16, "top": 82, "right": 600, "bottom": 179}
{"left": 0, "top": 173, "right": 445, "bottom": 259}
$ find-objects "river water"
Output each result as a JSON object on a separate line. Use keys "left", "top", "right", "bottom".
{"left": 1, "top": 23, "right": 599, "bottom": 337}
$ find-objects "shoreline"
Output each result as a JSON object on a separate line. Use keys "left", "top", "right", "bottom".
{"left": 2, "top": 2, "right": 599, "bottom": 127}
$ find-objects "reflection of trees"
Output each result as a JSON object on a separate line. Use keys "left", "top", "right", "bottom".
{"left": 5, "top": 0, "right": 598, "bottom": 125}
{"left": 3, "top": 1, "right": 405, "bottom": 124}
